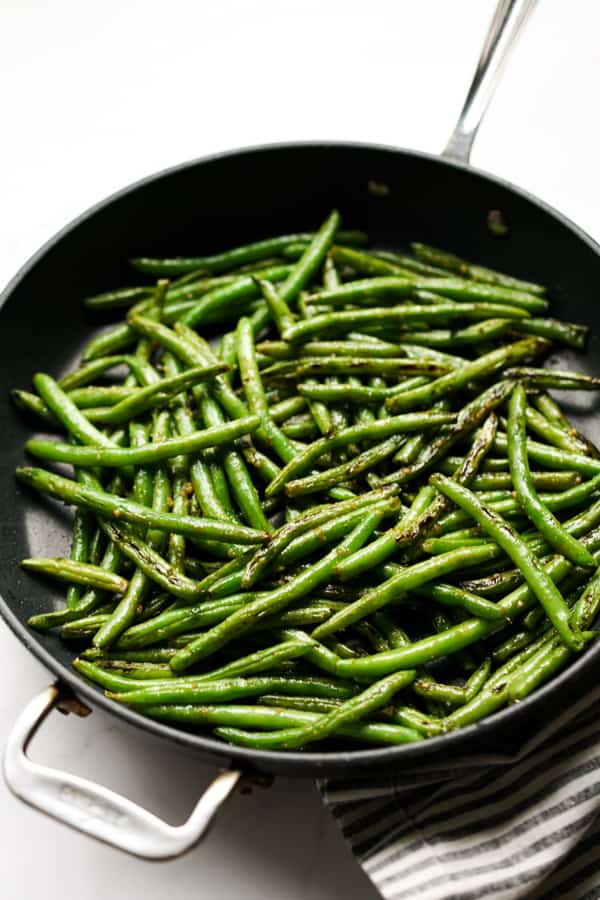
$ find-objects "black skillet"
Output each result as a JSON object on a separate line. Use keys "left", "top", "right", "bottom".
{"left": 2, "top": 0, "right": 599, "bottom": 859}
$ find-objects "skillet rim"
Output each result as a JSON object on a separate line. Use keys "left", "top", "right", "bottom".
{"left": 2, "top": 139, "right": 600, "bottom": 776}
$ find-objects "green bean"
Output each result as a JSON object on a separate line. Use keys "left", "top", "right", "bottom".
{"left": 87, "top": 660, "right": 174, "bottom": 679}
{"left": 372, "top": 249, "right": 448, "bottom": 277}
{"left": 385, "top": 338, "right": 548, "bottom": 414}
{"left": 76, "top": 657, "right": 354, "bottom": 698}
{"left": 334, "top": 486, "right": 434, "bottom": 582}
{"left": 329, "top": 246, "right": 417, "bottom": 278}
{"left": 269, "top": 395, "right": 307, "bottom": 422}
{"left": 26, "top": 414, "right": 259, "bottom": 468}
{"left": 33, "top": 373, "right": 117, "bottom": 448}
{"left": 81, "top": 648, "right": 177, "bottom": 663}
{"left": 94, "top": 415, "right": 173, "bottom": 648}
{"left": 265, "top": 357, "right": 451, "bottom": 379}
{"left": 242, "top": 487, "right": 398, "bottom": 588}
{"left": 297, "top": 380, "right": 429, "bottom": 405}
{"left": 276, "top": 211, "right": 341, "bottom": 306}
{"left": 533, "top": 392, "right": 572, "bottom": 428}
{"left": 512, "top": 318, "right": 588, "bottom": 349}
{"left": 169, "top": 504, "right": 389, "bottom": 672}
{"left": 88, "top": 364, "right": 227, "bottom": 425}
{"left": 191, "top": 637, "right": 316, "bottom": 682}
{"left": 65, "top": 509, "right": 94, "bottom": 608}
{"left": 130, "top": 227, "right": 362, "bottom": 275}
{"left": 65, "top": 386, "right": 135, "bottom": 408}
{"left": 83, "top": 286, "right": 153, "bottom": 310}
{"left": 285, "top": 436, "right": 404, "bottom": 497}
{"left": 60, "top": 355, "right": 155, "bottom": 390}
{"left": 255, "top": 277, "right": 295, "bottom": 337}
{"left": 493, "top": 432, "right": 600, "bottom": 477}
{"left": 11, "top": 389, "right": 59, "bottom": 426}
{"left": 81, "top": 322, "right": 140, "bottom": 361}
{"left": 525, "top": 405, "right": 594, "bottom": 456}
{"left": 140, "top": 702, "right": 420, "bottom": 746}
{"left": 430, "top": 474, "right": 585, "bottom": 651}
{"left": 166, "top": 265, "right": 289, "bottom": 302}
{"left": 472, "top": 471, "right": 581, "bottom": 491}
{"left": 412, "top": 675, "right": 467, "bottom": 706}
{"left": 507, "top": 571, "right": 600, "bottom": 702}
{"left": 61, "top": 612, "right": 112, "bottom": 638}
{"left": 113, "top": 597, "right": 255, "bottom": 648}
{"left": 282, "top": 302, "right": 529, "bottom": 344}
{"left": 266, "top": 412, "right": 453, "bottom": 498}
{"left": 169, "top": 385, "right": 236, "bottom": 524}
{"left": 414, "top": 583, "right": 505, "bottom": 621}
{"left": 508, "top": 384, "right": 595, "bottom": 568}
{"left": 106, "top": 674, "right": 356, "bottom": 706}
{"left": 313, "top": 542, "right": 499, "bottom": 641}
{"left": 259, "top": 695, "right": 345, "bottom": 714}
{"left": 17, "top": 467, "right": 268, "bottom": 545}
{"left": 257, "top": 338, "right": 413, "bottom": 360}
{"left": 438, "top": 455, "right": 508, "bottom": 475}
{"left": 172, "top": 319, "right": 300, "bottom": 466}
{"left": 314, "top": 263, "right": 547, "bottom": 311}
{"left": 465, "top": 658, "right": 492, "bottom": 701}
{"left": 506, "top": 367, "right": 600, "bottom": 390}
{"left": 215, "top": 671, "right": 419, "bottom": 749}
{"left": 377, "top": 381, "right": 516, "bottom": 488}
{"left": 332, "top": 544, "right": 589, "bottom": 683}
{"left": 338, "top": 413, "right": 497, "bottom": 583}
{"left": 20, "top": 558, "right": 128, "bottom": 594}
{"left": 411, "top": 243, "right": 546, "bottom": 295}
{"left": 189, "top": 373, "right": 271, "bottom": 532}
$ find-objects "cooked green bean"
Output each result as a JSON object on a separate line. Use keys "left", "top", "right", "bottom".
{"left": 214, "top": 671, "right": 418, "bottom": 749}
{"left": 504, "top": 367, "right": 600, "bottom": 390}
{"left": 169, "top": 505, "right": 388, "bottom": 672}
{"left": 17, "top": 467, "right": 268, "bottom": 545}
{"left": 313, "top": 542, "right": 500, "bottom": 640}
{"left": 508, "top": 384, "right": 595, "bottom": 568}
{"left": 493, "top": 432, "right": 600, "bottom": 477}
{"left": 86, "top": 364, "right": 227, "bottom": 425}
{"left": 411, "top": 242, "right": 546, "bottom": 295}
{"left": 385, "top": 338, "right": 548, "bottom": 413}
{"left": 525, "top": 405, "right": 591, "bottom": 455}
{"left": 284, "top": 301, "right": 529, "bottom": 344}
{"left": 20, "top": 558, "right": 128, "bottom": 594}
{"left": 130, "top": 227, "right": 362, "bottom": 276}
{"left": 430, "top": 474, "right": 585, "bottom": 651}
{"left": 16, "top": 214, "right": 600, "bottom": 753}
{"left": 242, "top": 487, "right": 398, "bottom": 588}
{"left": 26, "top": 414, "right": 259, "bottom": 467}
{"left": 266, "top": 413, "right": 454, "bottom": 497}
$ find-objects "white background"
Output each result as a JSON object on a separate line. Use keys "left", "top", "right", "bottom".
{"left": 1, "top": 1, "right": 599, "bottom": 898}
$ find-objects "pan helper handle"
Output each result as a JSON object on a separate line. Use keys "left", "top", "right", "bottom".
{"left": 443, "top": 0, "right": 539, "bottom": 164}
{"left": 3, "top": 684, "right": 242, "bottom": 859}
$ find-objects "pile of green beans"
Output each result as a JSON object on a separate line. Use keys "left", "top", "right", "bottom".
{"left": 14, "top": 213, "right": 600, "bottom": 752}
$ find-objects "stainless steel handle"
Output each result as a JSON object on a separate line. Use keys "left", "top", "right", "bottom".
{"left": 3, "top": 684, "right": 242, "bottom": 859}
{"left": 443, "top": 0, "right": 539, "bottom": 164}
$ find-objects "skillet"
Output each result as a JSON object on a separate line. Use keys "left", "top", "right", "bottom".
{"left": 2, "top": 0, "right": 600, "bottom": 858}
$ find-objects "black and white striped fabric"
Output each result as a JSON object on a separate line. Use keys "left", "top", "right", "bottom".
{"left": 318, "top": 686, "right": 600, "bottom": 899}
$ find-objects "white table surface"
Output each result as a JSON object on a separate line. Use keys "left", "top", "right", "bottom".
{"left": 1, "top": 1, "right": 599, "bottom": 897}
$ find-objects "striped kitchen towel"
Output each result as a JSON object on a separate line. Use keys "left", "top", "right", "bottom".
{"left": 318, "top": 685, "right": 600, "bottom": 899}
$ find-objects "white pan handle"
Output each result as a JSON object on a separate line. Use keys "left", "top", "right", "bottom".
{"left": 443, "top": 0, "right": 539, "bottom": 164}
{"left": 3, "top": 684, "right": 242, "bottom": 859}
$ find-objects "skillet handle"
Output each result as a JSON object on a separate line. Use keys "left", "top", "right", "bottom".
{"left": 3, "top": 684, "right": 242, "bottom": 860}
{"left": 443, "top": 0, "right": 538, "bottom": 164}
